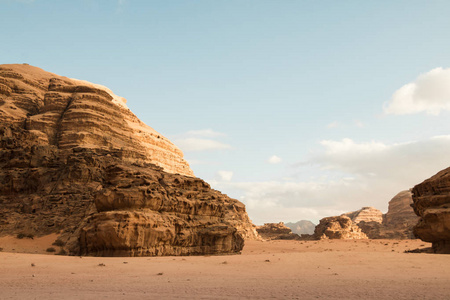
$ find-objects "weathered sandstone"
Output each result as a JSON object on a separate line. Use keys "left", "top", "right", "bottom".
{"left": 342, "top": 206, "right": 383, "bottom": 224}
{"left": 256, "top": 222, "right": 300, "bottom": 240}
{"left": 412, "top": 167, "right": 450, "bottom": 253}
{"left": 313, "top": 216, "right": 368, "bottom": 240}
{"left": 0, "top": 64, "right": 257, "bottom": 256}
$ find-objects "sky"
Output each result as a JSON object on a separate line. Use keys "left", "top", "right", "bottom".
{"left": 2, "top": 0, "right": 450, "bottom": 224}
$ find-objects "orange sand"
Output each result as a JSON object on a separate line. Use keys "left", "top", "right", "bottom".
{"left": 0, "top": 238, "right": 449, "bottom": 299}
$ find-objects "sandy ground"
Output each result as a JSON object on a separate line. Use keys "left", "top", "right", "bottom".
{"left": 0, "top": 237, "right": 449, "bottom": 300}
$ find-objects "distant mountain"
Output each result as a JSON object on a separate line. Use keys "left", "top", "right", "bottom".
{"left": 285, "top": 220, "right": 316, "bottom": 235}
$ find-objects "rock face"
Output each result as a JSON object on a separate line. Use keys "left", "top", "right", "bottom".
{"left": 0, "top": 64, "right": 257, "bottom": 256}
{"left": 256, "top": 222, "right": 299, "bottom": 240}
{"left": 313, "top": 216, "right": 368, "bottom": 240}
{"left": 382, "top": 191, "right": 419, "bottom": 239}
{"left": 0, "top": 64, "right": 192, "bottom": 177}
{"left": 342, "top": 207, "right": 383, "bottom": 224}
{"left": 412, "top": 168, "right": 450, "bottom": 254}
{"left": 285, "top": 220, "right": 316, "bottom": 235}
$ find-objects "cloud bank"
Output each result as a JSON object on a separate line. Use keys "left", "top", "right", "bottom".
{"left": 209, "top": 136, "right": 450, "bottom": 224}
{"left": 384, "top": 67, "right": 450, "bottom": 115}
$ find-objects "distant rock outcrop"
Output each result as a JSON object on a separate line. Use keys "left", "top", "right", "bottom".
{"left": 342, "top": 207, "right": 383, "bottom": 224}
{"left": 0, "top": 64, "right": 257, "bottom": 256}
{"left": 412, "top": 168, "right": 450, "bottom": 254}
{"left": 285, "top": 220, "right": 316, "bottom": 235}
{"left": 256, "top": 222, "right": 299, "bottom": 240}
{"left": 329, "top": 192, "right": 419, "bottom": 240}
{"left": 313, "top": 216, "right": 368, "bottom": 240}
{"left": 383, "top": 191, "right": 419, "bottom": 239}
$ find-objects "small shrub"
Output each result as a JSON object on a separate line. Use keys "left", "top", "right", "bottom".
{"left": 26, "top": 234, "right": 34, "bottom": 239}
{"left": 16, "top": 233, "right": 26, "bottom": 239}
{"left": 52, "top": 240, "right": 64, "bottom": 247}
{"left": 46, "top": 247, "right": 56, "bottom": 253}
{"left": 0, "top": 247, "right": 3, "bottom": 252}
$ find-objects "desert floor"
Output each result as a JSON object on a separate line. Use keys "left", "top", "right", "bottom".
{"left": 0, "top": 237, "right": 449, "bottom": 300}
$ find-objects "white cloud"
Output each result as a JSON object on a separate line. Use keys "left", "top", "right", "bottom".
{"left": 314, "top": 137, "right": 450, "bottom": 179}
{"left": 185, "top": 129, "right": 225, "bottom": 138}
{"left": 327, "top": 121, "right": 339, "bottom": 129}
{"left": 174, "top": 138, "right": 231, "bottom": 152}
{"left": 267, "top": 155, "right": 282, "bottom": 164}
{"left": 384, "top": 67, "right": 450, "bottom": 115}
{"left": 173, "top": 129, "right": 231, "bottom": 152}
{"left": 354, "top": 120, "right": 364, "bottom": 128}
{"left": 216, "top": 170, "right": 233, "bottom": 182}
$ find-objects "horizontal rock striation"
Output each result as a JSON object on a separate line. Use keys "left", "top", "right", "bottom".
{"left": 342, "top": 206, "right": 383, "bottom": 224}
{"left": 0, "top": 64, "right": 192, "bottom": 176}
{"left": 0, "top": 64, "right": 257, "bottom": 256}
{"left": 412, "top": 168, "right": 450, "bottom": 254}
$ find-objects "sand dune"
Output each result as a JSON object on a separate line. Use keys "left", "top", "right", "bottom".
{"left": 1, "top": 238, "right": 449, "bottom": 299}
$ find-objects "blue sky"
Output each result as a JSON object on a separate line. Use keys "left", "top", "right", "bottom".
{"left": 3, "top": 0, "right": 450, "bottom": 224}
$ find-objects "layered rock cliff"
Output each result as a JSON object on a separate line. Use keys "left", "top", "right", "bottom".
{"left": 0, "top": 64, "right": 257, "bottom": 256}
{"left": 342, "top": 207, "right": 383, "bottom": 224}
{"left": 412, "top": 167, "right": 450, "bottom": 254}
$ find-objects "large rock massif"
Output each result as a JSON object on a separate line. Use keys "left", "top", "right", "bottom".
{"left": 313, "top": 191, "right": 419, "bottom": 240}
{"left": 0, "top": 64, "right": 257, "bottom": 256}
{"left": 412, "top": 167, "right": 450, "bottom": 254}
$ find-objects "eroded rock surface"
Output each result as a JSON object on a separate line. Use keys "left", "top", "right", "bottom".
{"left": 313, "top": 216, "right": 368, "bottom": 240}
{"left": 412, "top": 168, "right": 450, "bottom": 254}
{"left": 0, "top": 64, "right": 257, "bottom": 256}
{"left": 256, "top": 222, "right": 299, "bottom": 240}
{"left": 342, "top": 207, "right": 383, "bottom": 224}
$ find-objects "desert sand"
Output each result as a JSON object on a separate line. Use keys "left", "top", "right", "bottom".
{"left": 1, "top": 237, "right": 449, "bottom": 299}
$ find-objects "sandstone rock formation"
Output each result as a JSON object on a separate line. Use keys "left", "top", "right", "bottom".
{"left": 0, "top": 64, "right": 257, "bottom": 256}
{"left": 256, "top": 222, "right": 300, "bottom": 240}
{"left": 383, "top": 190, "right": 419, "bottom": 238}
{"left": 342, "top": 207, "right": 383, "bottom": 224}
{"left": 313, "top": 216, "right": 368, "bottom": 240}
{"left": 412, "top": 167, "right": 450, "bottom": 254}
{"left": 285, "top": 220, "right": 316, "bottom": 235}
{"left": 332, "top": 192, "right": 419, "bottom": 239}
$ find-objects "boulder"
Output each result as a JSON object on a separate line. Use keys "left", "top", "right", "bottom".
{"left": 256, "top": 222, "right": 299, "bottom": 240}
{"left": 313, "top": 216, "right": 368, "bottom": 240}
